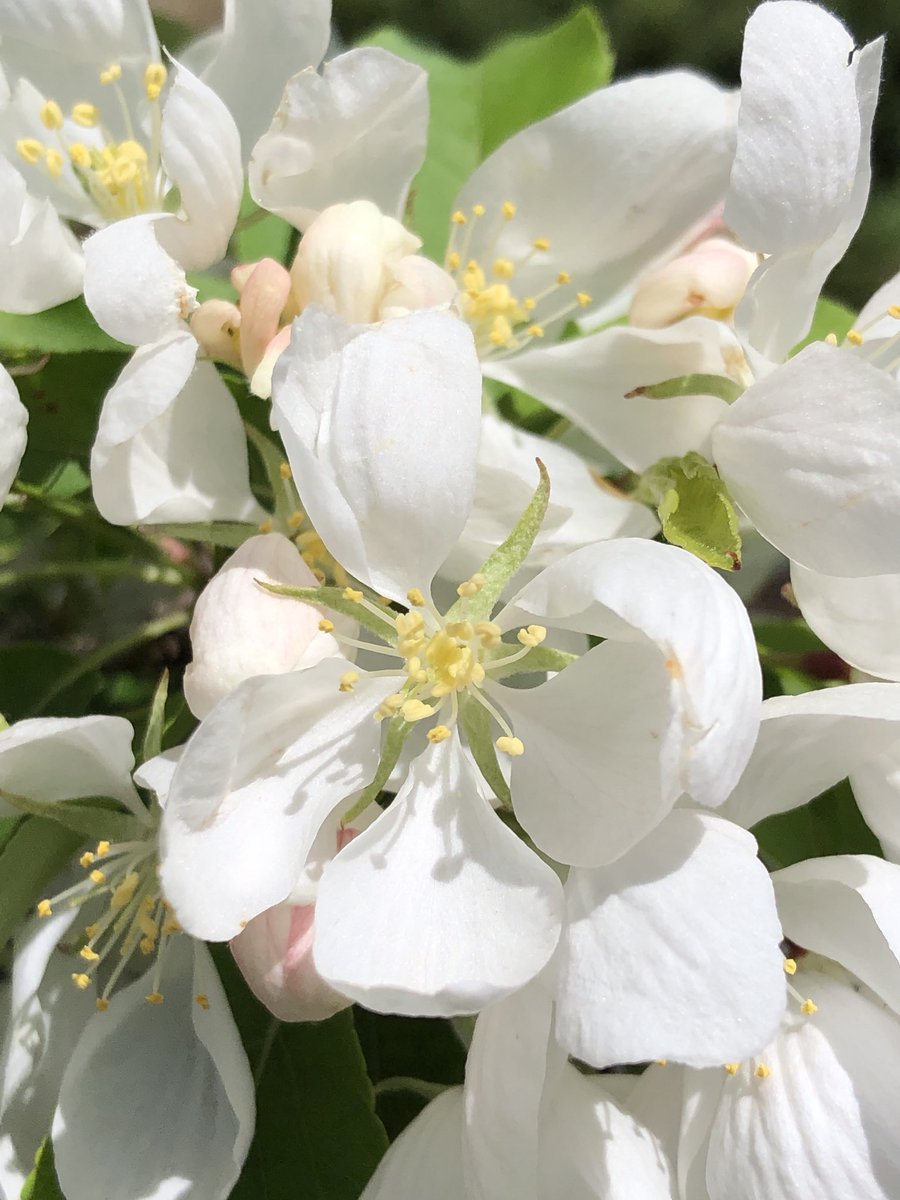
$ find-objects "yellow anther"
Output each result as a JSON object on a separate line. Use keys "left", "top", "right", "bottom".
{"left": 85, "top": 923, "right": 100, "bottom": 939}
{"left": 489, "top": 315, "right": 514, "bottom": 346}
{"left": 824, "top": 332, "right": 839, "bottom": 346}
{"left": 523, "top": 297, "right": 537, "bottom": 312}
{"left": 557, "top": 271, "right": 571, "bottom": 285}
{"left": 376, "top": 693, "right": 406, "bottom": 721}
{"left": 889, "top": 305, "right": 900, "bottom": 319}
{"left": 100, "top": 63, "right": 122, "bottom": 85}
{"left": 96, "top": 842, "right": 110, "bottom": 859}
{"left": 407, "top": 588, "right": 427, "bottom": 607}
{"left": 533, "top": 238, "right": 550, "bottom": 252}
{"left": 141, "top": 896, "right": 155, "bottom": 912}
{"left": 110, "top": 871, "right": 139, "bottom": 912}
{"left": 72, "top": 973, "right": 91, "bottom": 990}
{"left": 446, "top": 620, "right": 474, "bottom": 640}
{"left": 40, "top": 100, "right": 64, "bottom": 130}
{"left": 496, "top": 736, "right": 525, "bottom": 757}
{"left": 16, "top": 138, "right": 45, "bottom": 164}
{"left": 456, "top": 573, "right": 485, "bottom": 598}
{"left": 655, "top": 1059, "right": 667, "bottom": 1066}
{"left": 724, "top": 1062, "right": 741, "bottom": 1075}
{"left": 89, "top": 869, "right": 106, "bottom": 885}
{"left": 452, "top": 210, "right": 468, "bottom": 225}
{"left": 526, "top": 324, "right": 545, "bottom": 338}
{"left": 492, "top": 258, "right": 515, "bottom": 279}
{"left": 138, "top": 913, "right": 158, "bottom": 940}
{"left": 145, "top": 991, "right": 165, "bottom": 1005}
{"left": 79, "top": 946, "right": 100, "bottom": 962}
{"left": 472, "top": 203, "right": 486, "bottom": 216}
{"left": 195, "top": 993, "right": 210, "bottom": 1010}
{"left": 80, "top": 852, "right": 95, "bottom": 868}
{"left": 287, "top": 510, "right": 304, "bottom": 530}
{"left": 754, "top": 1063, "right": 772, "bottom": 1079}
{"left": 318, "top": 619, "right": 335, "bottom": 633}
{"left": 69, "top": 142, "right": 92, "bottom": 169}
{"left": 139, "top": 937, "right": 156, "bottom": 955}
{"left": 144, "top": 63, "right": 168, "bottom": 102}
{"left": 339, "top": 671, "right": 359, "bottom": 693}
{"left": 846, "top": 329, "right": 864, "bottom": 346}
{"left": 343, "top": 587, "right": 364, "bottom": 602}
{"left": 279, "top": 461, "right": 292, "bottom": 480}
{"left": 783, "top": 958, "right": 797, "bottom": 976}
{"left": 162, "top": 917, "right": 181, "bottom": 935}
{"left": 801, "top": 998, "right": 818, "bottom": 1015}
{"left": 44, "top": 149, "right": 64, "bottom": 178}
{"left": 475, "top": 621, "right": 502, "bottom": 648}
{"left": 576, "top": 292, "right": 592, "bottom": 307}
{"left": 427, "top": 725, "right": 452, "bottom": 744}
{"left": 258, "top": 518, "right": 274, "bottom": 533}
{"left": 71, "top": 103, "right": 100, "bottom": 128}
{"left": 96, "top": 997, "right": 110, "bottom": 1012}
{"left": 502, "top": 201, "right": 516, "bottom": 220}
{"left": 517, "top": 624, "right": 547, "bottom": 648}
{"left": 37, "top": 899, "right": 53, "bottom": 918}
{"left": 401, "top": 698, "right": 434, "bottom": 723}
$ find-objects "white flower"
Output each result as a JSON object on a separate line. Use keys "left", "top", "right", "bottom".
{"left": 0, "top": 718, "right": 254, "bottom": 1200}
{"left": 0, "top": 363, "right": 27, "bottom": 507}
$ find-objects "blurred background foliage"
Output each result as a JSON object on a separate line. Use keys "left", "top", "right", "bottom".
{"left": 331, "top": 0, "right": 900, "bottom": 310}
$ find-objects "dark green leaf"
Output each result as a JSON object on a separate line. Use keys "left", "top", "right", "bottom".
{"left": 20, "top": 1137, "right": 65, "bottom": 1200}
{"left": 0, "top": 645, "right": 102, "bottom": 721}
{"left": 754, "top": 779, "right": 882, "bottom": 870}
{"left": 0, "top": 817, "right": 82, "bottom": 948}
{"left": 791, "top": 295, "right": 857, "bottom": 355}
{"left": 0, "top": 299, "right": 125, "bottom": 357}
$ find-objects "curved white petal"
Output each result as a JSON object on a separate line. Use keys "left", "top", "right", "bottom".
{"left": 485, "top": 318, "right": 737, "bottom": 473}
{"left": 791, "top": 564, "right": 900, "bottom": 681}
{"left": 361, "top": 1087, "right": 466, "bottom": 1200}
{"left": 314, "top": 737, "right": 563, "bottom": 1016}
{"left": 184, "top": 533, "right": 339, "bottom": 719}
{"left": 83, "top": 214, "right": 196, "bottom": 347}
{"left": 705, "top": 970, "right": 900, "bottom": 1200}
{"left": 0, "top": 364, "right": 26, "bottom": 505}
{"left": 161, "top": 660, "right": 392, "bottom": 941}
{"left": 0, "top": 714, "right": 142, "bottom": 820}
{"left": 250, "top": 48, "right": 429, "bottom": 231}
{"left": 154, "top": 63, "right": 242, "bottom": 272}
{"left": 52, "top": 937, "right": 254, "bottom": 1200}
{"left": 0, "top": 156, "right": 84, "bottom": 313}
{"left": 712, "top": 343, "right": 900, "bottom": 575}
{"left": 773, "top": 855, "right": 900, "bottom": 1016}
{"left": 849, "top": 747, "right": 900, "bottom": 864}
{"left": 455, "top": 72, "right": 736, "bottom": 313}
{"left": 722, "top": 684, "right": 900, "bottom": 829}
{"left": 556, "top": 810, "right": 784, "bottom": 1069}
{"left": 500, "top": 538, "right": 761, "bottom": 818}
{"left": 271, "top": 308, "right": 482, "bottom": 601}
{"left": 855, "top": 269, "right": 900, "bottom": 346}
{"left": 91, "top": 336, "right": 262, "bottom": 525}
{"left": 202, "top": 0, "right": 330, "bottom": 155}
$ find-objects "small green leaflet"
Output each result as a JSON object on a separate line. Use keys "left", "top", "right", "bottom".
{"left": 639, "top": 451, "right": 742, "bottom": 572}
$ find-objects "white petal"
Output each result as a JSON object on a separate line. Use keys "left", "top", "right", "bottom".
{"left": 455, "top": 72, "right": 735, "bottom": 313}
{"left": 849, "top": 747, "right": 900, "bottom": 864}
{"left": 91, "top": 337, "right": 262, "bottom": 526}
{"left": 0, "top": 156, "right": 84, "bottom": 313}
{"left": 706, "top": 970, "right": 900, "bottom": 1200}
{"left": 202, "top": 0, "right": 330, "bottom": 154}
{"left": 83, "top": 214, "right": 196, "bottom": 347}
{"left": 161, "top": 660, "right": 392, "bottom": 941}
{"left": 154, "top": 63, "right": 243, "bottom": 272}
{"left": 250, "top": 48, "right": 429, "bottom": 231}
{"left": 0, "top": 364, "right": 26, "bottom": 505}
{"left": 0, "top": 715, "right": 143, "bottom": 820}
{"left": 314, "top": 737, "right": 563, "bottom": 1016}
{"left": 361, "top": 1087, "right": 466, "bottom": 1200}
{"left": 773, "top": 854, "right": 900, "bottom": 1016}
{"left": 52, "top": 937, "right": 254, "bottom": 1200}
{"left": 722, "top": 684, "right": 900, "bottom": 829}
{"left": 271, "top": 308, "right": 482, "bottom": 601}
{"left": 500, "top": 538, "right": 761, "bottom": 816}
{"left": 791, "top": 564, "right": 900, "bottom": 681}
{"left": 184, "top": 533, "right": 339, "bottom": 718}
{"left": 556, "top": 810, "right": 785, "bottom": 1069}
{"left": 855, "top": 269, "right": 900, "bottom": 345}
{"left": 712, "top": 342, "right": 900, "bottom": 575}
{"left": 484, "top": 317, "right": 737, "bottom": 473}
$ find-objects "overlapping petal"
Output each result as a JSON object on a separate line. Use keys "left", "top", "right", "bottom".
{"left": 0, "top": 364, "right": 27, "bottom": 505}
{"left": 361, "top": 1088, "right": 466, "bottom": 1200}
{"left": 791, "top": 564, "right": 900, "bottom": 681}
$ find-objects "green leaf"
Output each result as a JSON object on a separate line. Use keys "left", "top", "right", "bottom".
{"left": 148, "top": 521, "right": 259, "bottom": 548}
{"left": 20, "top": 1137, "right": 65, "bottom": 1200}
{"left": 755, "top": 619, "right": 829, "bottom": 655}
{"left": 0, "top": 299, "right": 125, "bottom": 357}
{"left": 0, "top": 789, "right": 142, "bottom": 842}
{"left": 233, "top": 186, "right": 295, "bottom": 266}
{"left": 0, "top": 817, "right": 82, "bottom": 947}
{"left": 0, "top": 645, "right": 102, "bottom": 721}
{"left": 141, "top": 671, "right": 170, "bottom": 765}
{"left": 214, "top": 948, "right": 388, "bottom": 1200}
{"left": 639, "top": 451, "right": 742, "bottom": 571}
{"left": 791, "top": 295, "right": 857, "bottom": 355}
{"left": 754, "top": 779, "right": 881, "bottom": 870}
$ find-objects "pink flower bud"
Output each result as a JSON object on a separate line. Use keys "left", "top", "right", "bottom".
{"left": 629, "top": 237, "right": 758, "bottom": 328}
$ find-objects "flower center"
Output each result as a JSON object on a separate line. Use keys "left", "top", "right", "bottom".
{"left": 15, "top": 62, "right": 168, "bottom": 223}
{"left": 444, "top": 202, "right": 592, "bottom": 359}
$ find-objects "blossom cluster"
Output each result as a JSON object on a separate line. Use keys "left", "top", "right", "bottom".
{"left": 1, "top": 0, "right": 900, "bottom": 1197}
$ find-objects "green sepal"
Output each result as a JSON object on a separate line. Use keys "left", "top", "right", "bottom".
{"left": 639, "top": 451, "right": 742, "bottom": 572}
{"left": 245, "top": 423, "right": 297, "bottom": 529}
{"left": 485, "top": 644, "right": 577, "bottom": 680}
{"left": 20, "top": 1137, "right": 64, "bottom": 1200}
{"left": 343, "top": 714, "right": 413, "bottom": 825}
{"left": 628, "top": 374, "right": 743, "bottom": 404}
{"left": 460, "top": 695, "right": 511, "bottom": 808}
{"left": 140, "top": 670, "right": 169, "bottom": 766}
{"left": 149, "top": 521, "right": 260, "bottom": 548}
{"left": 0, "top": 789, "right": 144, "bottom": 842}
{"left": 446, "top": 459, "right": 550, "bottom": 624}
{"left": 257, "top": 582, "right": 398, "bottom": 642}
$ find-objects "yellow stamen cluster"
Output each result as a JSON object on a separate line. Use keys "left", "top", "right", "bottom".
{"left": 295, "top": 529, "right": 349, "bottom": 587}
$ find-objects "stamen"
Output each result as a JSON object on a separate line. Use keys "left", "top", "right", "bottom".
{"left": 783, "top": 958, "right": 797, "bottom": 975}
{"left": 846, "top": 329, "right": 864, "bottom": 346}
{"left": 343, "top": 587, "right": 364, "bottom": 603}
{"left": 72, "top": 103, "right": 99, "bottom": 128}
{"left": 824, "top": 332, "right": 839, "bottom": 346}
{"left": 754, "top": 1063, "right": 772, "bottom": 1079}
{"left": 37, "top": 899, "right": 53, "bottom": 918}
{"left": 40, "top": 100, "right": 64, "bottom": 130}
{"left": 319, "top": 619, "right": 335, "bottom": 633}
{"left": 724, "top": 1062, "right": 741, "bottom": 1075}
{"left": 502, "top": 201, "right": 517, "bottom": 220}
{"left": 457, "top": 573, "right": 485, "bottom": 598}
{"left": 71, "top": 973, "right": 91, "bottom": 990}
{"left": 287, "top": 511, "right": 304, "bottom": 529}
{"left": 99, "top": 64, "right": 122, "bottom": 85}
{"left": 258, "top": 518, "right": 274, "bottom": 533}
{"left": 428, "top": 725, "right": 451, "bottom": 744}
{"left": 517, "top": 624, "right": 547, "bottom": 648}
{"left": 16, "top": 138, "right": 45, "bottom": 164}
{"left": 144, "top": 64, "right": 168, "bottom": 103}
{"left": 195, "top": 993, "right": 210, "bottom": 1010}
{"left": 339, "top": 671, "right": 359, "bottom": 693}
{"left": 279, "top": 461, "right": 292, "bottom": 480}
{"left": 407, "top": 588, "right": 427, "bottom": 607}
{"left": 496, "top": 735, "right": 525, "bottom": 756}
{"left": 145, "top": 991, "right": 164, "bottom": 1005}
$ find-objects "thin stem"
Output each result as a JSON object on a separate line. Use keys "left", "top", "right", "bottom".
{"left": 373, "top": 1076, "right": 447, "bottom": 1101}
{"left": 0, "top": 560, "right": 186, "bottom": 588}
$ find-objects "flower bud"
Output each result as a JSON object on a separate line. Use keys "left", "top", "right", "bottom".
{"left": 629, "top": 236, "right": 758, "bottom": 328}
{"left": 183, "top": 533, "right": 337, "bottom": 718}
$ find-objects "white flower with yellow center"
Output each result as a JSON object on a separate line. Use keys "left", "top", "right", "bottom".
{"left": 158, "top": 307, "right": 762, "bottom": 1018}
{"left": 0, "top": 716, "right": 254, "bottom": 1200}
